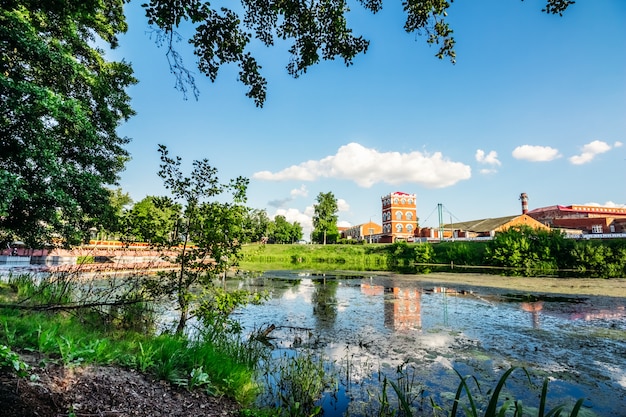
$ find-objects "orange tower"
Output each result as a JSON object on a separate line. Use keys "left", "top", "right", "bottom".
{"left": 381, "top": 191, "right": 418, "bottom": 242}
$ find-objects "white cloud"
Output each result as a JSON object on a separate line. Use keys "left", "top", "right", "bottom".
{"left": 569, "top": 140, "right": 613, "bottom": 165}
{"left": 614, "top": 141, "right": 623, "bottom": 148}
{"left": 253, "top": 142, "right": 471, "bottom": 189}
{"left": 512, "top": 145, "right": 561, "bottom": 162}
{"left": 479, "top": 168, "right": 497, "bottom": 175}
{"left": 475, "top": 149, "right": 501, "bottom": 166}
{"left": 337, "top": 198, "right": 350, "bottom": 212}
{"left": 337, "top": 220, "right": 352, "bottom": 228}
{"left": 290, "top": 185, "right": 308, "bottom": 198}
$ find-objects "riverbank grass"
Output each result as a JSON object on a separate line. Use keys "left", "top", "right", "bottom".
{"left": 0, "top": 273, "right": 264, "bottom": 404}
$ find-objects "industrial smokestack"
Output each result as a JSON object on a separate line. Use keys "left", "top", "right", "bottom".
{"left": 520, "top": 192, "right": 528, "bottom": 214}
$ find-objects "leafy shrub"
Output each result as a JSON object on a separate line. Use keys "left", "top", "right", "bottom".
{"left": 0, "top": 344, "right": 29, "bottom": 377}
{"left": 570, "top": 240, "right": 626, "bottom": 278}
{"left": 485, "top": 226, "right": 560, "bottom": 276}
{"left": 432, "top": 241, "right": 488, "bottom": 265}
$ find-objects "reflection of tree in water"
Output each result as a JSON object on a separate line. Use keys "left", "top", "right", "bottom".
{"left": 227, "top": 276, "right": 301, "bottom": 300}
{"left": 312, "top": 278, "right": 338, "bottom": 329}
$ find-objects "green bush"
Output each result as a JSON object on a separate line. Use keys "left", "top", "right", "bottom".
{"left": 485, "top": 226, "right": 560, "bottom": 276}
{"left": 570, "top": 240, "right": 626, "bottom": 278}
{"left": 432, "top": 241, "right": 488, "bottom": 265}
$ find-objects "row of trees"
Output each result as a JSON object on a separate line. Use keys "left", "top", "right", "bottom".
{"left": 388, "top": 225, "right": 626, "bottom": 278}
{"left": 101, "top": 193, "right": 304, "bottom": 247}
{"left": 113, "top": 191, "right": 343, "bottom": 246}
{"left": 115, "top": 198, "right": 304, "bottom": 246}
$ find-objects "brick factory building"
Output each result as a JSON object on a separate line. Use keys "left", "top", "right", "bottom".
{"left": 379, "top": 191, "right": 418, "bottom": 243}
{"left": 341, "top": 221, "right": 383, "bottom": 243}
{"left": 526, "top": 204, "right": 626, "bottom": 235}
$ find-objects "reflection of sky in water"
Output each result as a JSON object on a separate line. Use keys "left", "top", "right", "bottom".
{"left": 232, "top": 273, "right": 626, "bottom": 416}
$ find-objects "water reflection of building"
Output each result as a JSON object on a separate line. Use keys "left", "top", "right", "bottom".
{"left": 521, "top": 301, "right": 544, "bottom": 328}
{"left": 520, "top": 302, "right": 626, "bottom": 327}
{"left": 384, "top": 287, "right": 421, "bottom": 331}
{"left": 570, "top": 306, "right": 626, "bottom": 321}
{"left": 361, "top": 283, "right": 384, "bottom": 296}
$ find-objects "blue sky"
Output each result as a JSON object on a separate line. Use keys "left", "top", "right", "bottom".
{"left": 112, "top": 0, "right": 625, "bottom": 238}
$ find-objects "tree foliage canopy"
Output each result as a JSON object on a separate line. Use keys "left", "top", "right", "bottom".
{"left": 142, "top": 0, "right": 574, "bottom": 106}
{"left": 144, "top": 145, "right": 250, "bottom": 334}
{"left": 268, "top": 214, "right": 303, "bottom": 243}
{"left": 0, "top": 0, "right": 136, "bottom": 247}
{"left": 121, "top": 195, "right": 182, "bottom": 244}
{"left": 312, "top": 191, "right": 338, "bottom": 244}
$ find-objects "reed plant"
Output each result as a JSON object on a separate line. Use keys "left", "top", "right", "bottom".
{"left": 8, "top": 273, "right": 75, "bottom": 305}
{"left": 444, "top": 367, "right": 585, "bottom": 417}
{"left": 369, "top": 361, "right": 425, "bottom": 417}
{"left": 257, "top": 349, "right": 331, "bottom": 417}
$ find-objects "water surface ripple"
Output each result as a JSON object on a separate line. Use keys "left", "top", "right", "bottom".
{"left": 231, "top": 272, "right": 626, "bottom": 416}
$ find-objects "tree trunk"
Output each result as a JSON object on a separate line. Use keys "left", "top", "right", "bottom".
{"left": 176, "top": 308, "right": 187, "bottom": 335}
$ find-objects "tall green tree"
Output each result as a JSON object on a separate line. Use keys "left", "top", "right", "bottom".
{"left": 241, "top": 208, "right": 271, "bottom": 243}
{"left": 288, "top": 220, "right": 304, "bottom": 243}
{"left": 108, "top": 188, "right": 133, "bottom": 218}
{"left": 141, "top": 0, "right": 574, "bottom": 107}
{"left": 94, "top": 187, "right": 134, "bottom": 240}
{"left": 312, "top": 192, "right": 338, "bottom": 244}
{"left": 268, "top": 215, "right": 303, "bottom": 244}
{"left": 144, "top": 145, "right": 249, "bottom": 334}
{"left": 121, "top": 196, "right": 182, "bottom": 245}
{"left": 0, "top": 1, "right": 136, "bottom": 247}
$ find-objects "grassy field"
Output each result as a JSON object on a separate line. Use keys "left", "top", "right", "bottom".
{"left": 240, "top": 243, "right": 391, "bottom": 272}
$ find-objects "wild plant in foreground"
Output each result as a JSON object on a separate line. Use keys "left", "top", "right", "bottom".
{"left": 372, "top": 361, "right": 425, "bottom": 417}
{"left": 448, "top": 367, "right": 585, "bottom": 417}
{"left": 258, "top": 350, "right": 331, "bottom": 417}
{"left": 0, "top": 344, "right": 29, "bottom": 377}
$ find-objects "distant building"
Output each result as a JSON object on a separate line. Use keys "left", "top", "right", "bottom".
{"left": 341, "top": 221, "right": 382, "bottom": 243}
{"left": 442, "top": 214, "right": 549, "bottom": 238}
{"left": 527, "top": 205, "right": 626, "bottom": 235}
{"left": 379, "top": 192, "right": 418, "bottom": 243}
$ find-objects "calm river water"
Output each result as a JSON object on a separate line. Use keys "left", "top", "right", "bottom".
{"left": 228, "top": 271, "right": 626, "bottom": 416}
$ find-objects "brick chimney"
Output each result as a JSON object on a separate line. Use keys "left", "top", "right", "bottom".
{"left": 520, "top": 192, "right": 529, "bottom": 214}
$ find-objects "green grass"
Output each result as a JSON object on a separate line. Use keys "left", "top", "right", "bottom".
{"left": 240, "top": 243, "right": 390, "bottom": 272}
{"left": 256, "top": 350, "right": 330, "bottom": 417}
{"left": 0, "top": 271, "right": 266, "bottom": 405}
{"left": 0, "top": 309, "right": 263, "bottom": 403}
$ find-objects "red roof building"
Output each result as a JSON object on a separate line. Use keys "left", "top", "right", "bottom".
{"left": 526, "top": 205, "right": 626, "bottom": 234}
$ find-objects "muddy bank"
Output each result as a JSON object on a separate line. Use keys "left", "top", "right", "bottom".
{"left": 388, "top": 272, "right": 626, "bottom": 298}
